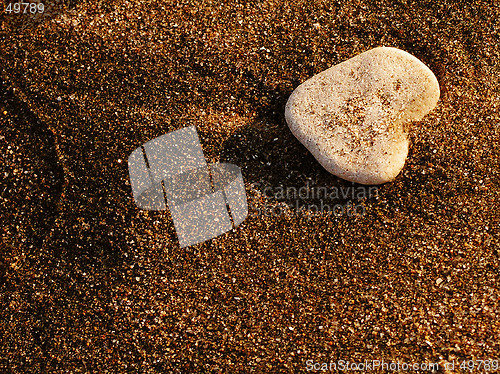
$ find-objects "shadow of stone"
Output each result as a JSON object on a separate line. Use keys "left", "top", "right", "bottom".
{"left": 219, "top": 94, "right": 379, "bottom": 215}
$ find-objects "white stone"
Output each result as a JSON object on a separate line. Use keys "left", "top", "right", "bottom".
{"left": 285, "top": 47, "right": 440, "bottom": 185}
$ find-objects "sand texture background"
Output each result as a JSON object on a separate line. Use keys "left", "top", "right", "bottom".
{"left": 1, "top": 0, "right": 499, "bottom": 372}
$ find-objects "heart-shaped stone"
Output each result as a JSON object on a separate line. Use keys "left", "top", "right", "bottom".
{"left": 285, "top": 47, "right": 440, "bottom": 185}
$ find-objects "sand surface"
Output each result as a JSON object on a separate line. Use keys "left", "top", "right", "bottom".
{"left": 1, "top": 0, "right": 499, "bottom": 372}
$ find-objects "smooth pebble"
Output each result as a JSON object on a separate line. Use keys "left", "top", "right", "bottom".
{"left": 285, "top": 46, "right": 440, "bottom": 184}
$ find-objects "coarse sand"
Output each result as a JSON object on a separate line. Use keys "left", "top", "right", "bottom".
{"left": 1, "top": 0, "right": 499, "bottom": 372}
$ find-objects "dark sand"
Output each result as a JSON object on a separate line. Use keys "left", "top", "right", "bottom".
{"left": 1, "top": 0, "right": 499, "bottom": 372}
